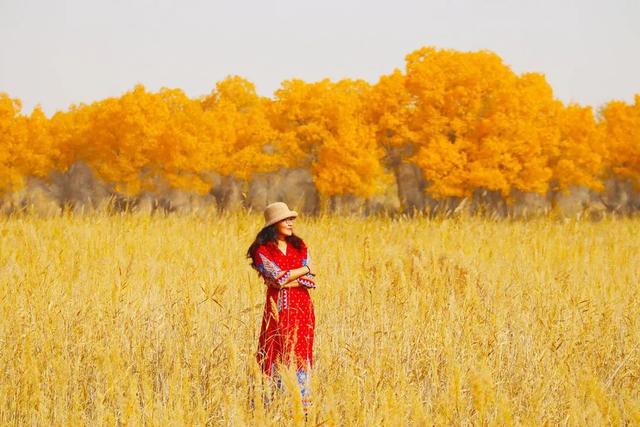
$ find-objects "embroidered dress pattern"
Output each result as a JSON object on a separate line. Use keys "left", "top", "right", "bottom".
{"left": 253, "top": 240, "right": 316, "bottom": 408}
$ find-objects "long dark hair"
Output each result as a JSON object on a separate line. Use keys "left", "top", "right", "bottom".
{"left": 247, "top": 223, "right": 305, "bottom": 271}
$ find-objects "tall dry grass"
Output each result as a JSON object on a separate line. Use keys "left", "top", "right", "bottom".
{"left": 0, "top": 210, "right": 638, "bottom": 425}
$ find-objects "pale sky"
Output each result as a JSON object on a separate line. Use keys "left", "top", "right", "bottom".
{"left": 1, "top": 0, "right": 639, "bottom": 116}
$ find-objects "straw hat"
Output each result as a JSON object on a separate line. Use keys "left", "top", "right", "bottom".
{"left": 263, "top": 202, "right": 298, "bottom": 228}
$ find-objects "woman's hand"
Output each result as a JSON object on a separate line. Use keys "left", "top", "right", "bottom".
{"left": 305, "top": 261, "right": 315, "bottom": 275}
{"left": 282, "top": 280, "right": 301, "bottom": 288}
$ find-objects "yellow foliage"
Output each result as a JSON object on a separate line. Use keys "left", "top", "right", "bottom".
{"left": 79, "top": 85, "right": 212, "bottom": 195}
{"left": 369, "top": 69, "right": 417, "bottom": 148}
{"left": 0, "top": 94, "right": 28, "bottom": 193}
{"left": 403, "top": 48, "right": 561, "bottom": 199}
{"left": 48, "top": 105, "right": 92, "bottom": 172}
{"left": 201, "top": 76, "right": 282, "bottom": 181}
{"left": 551, "top": 104, "right": 607, "bottom": 192}
{"left": 601, "top": 94, "right": 640, "bottom": 189}
{"left": 0, "top": 94, "right": 55, "bottom": 193}
{"left": 0, "top": 47, "right": 638, "bottom": 202}
{"left": 272, "top": 78, "right": 391, "bottom": 197}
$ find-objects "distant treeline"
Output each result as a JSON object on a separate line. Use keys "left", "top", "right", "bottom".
{"left": 1, "top": 46, "right": 639, "bottom": 217}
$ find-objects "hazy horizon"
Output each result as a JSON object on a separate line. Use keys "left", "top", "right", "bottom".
{"left": 1, "top": 0, "right": 639, "bottom": 116}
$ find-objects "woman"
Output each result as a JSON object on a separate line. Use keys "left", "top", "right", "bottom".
{"left": 247, "top": 201, "right": 317, "bottom": 410}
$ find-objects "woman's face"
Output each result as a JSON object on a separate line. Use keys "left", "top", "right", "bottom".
{"left": 276, "top": 216, "right": 296, "bottom": 237}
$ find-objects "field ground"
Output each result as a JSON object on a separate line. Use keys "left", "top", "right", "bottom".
{"left": 0, "top": 211, "right": 638, "bottom": 425}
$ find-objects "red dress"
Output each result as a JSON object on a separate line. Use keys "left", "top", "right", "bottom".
{"left": 252, "top": 240, "right": 316, "bottom": 378}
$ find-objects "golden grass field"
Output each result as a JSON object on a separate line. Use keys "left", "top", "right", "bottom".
{"left": 0, "top": 210, "right": 638, "bottom": 425}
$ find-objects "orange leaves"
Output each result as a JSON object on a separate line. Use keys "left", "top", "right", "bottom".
{"left": 402, "top": 47, "right": 542, "bottom": 198}
{"left": 201, "top": 76, "right": 281, "bottom": 181}
{"left": 0, "top": 46, "right": 639, "bottom": 203}
{"left": 368, "top": 69, "right": 416, "bottom": 148}
{"left": 0, "top": 94, "right": 56, "bottom": 193}
{"left": 600, "top": 95, "right": 640, "bottom": 189}
{"left": 0, "top": 94, "right": 27, "bottom": 193}
{"left": 412, "top": 135, "right": 470, "bottom": 199}
{"left": 551, "top": 105, "right": 606, "bottom": 192}
{"left": 272, "top": 78, "right": 391, "bottom": 198}
{"left": 313, "top": 117, "right": 388, "bottom": 198}
{"left": 396, "top": 47, "right": 597, "bottom": 200}
{"left": 405, "top": 47, "right": 516, "bottom": 137}
{"left": 269, "top": 78, "right": 334, "bottom": 166}
{"left": 78, "top": 85, "right": 212, "bottom": 195}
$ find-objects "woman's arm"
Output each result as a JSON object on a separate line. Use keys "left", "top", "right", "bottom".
{"left": 298, "top": 249, "right": 316, "bottom": 288}
{"left": 281, "top": 264, "right": 314, "bottom": 288}
{"left": 254, "top": 251, "right": 312, "bottom": 289}
{"left": 281, "top": 266, "right": 311, "bottom": 284}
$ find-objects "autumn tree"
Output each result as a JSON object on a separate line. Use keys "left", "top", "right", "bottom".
{"left": 1, "top": 47, "right": 638, "bottom": 216}
{"left": 0, "top": 94, "right": 55, "bottom": 193}
{"left": 200, "top": 76, "right": 282, "bottom": 181}
{"left": 398, "top": 47, "right": 564, "bottom": 200}
{"left": 548, "top": 104, "right": 607, "bottom": 192}
{"left": 600, "top": 94, "right": 640, "bottom": 189}
{"left": 270, "top": 78, "right": 391, "bottom": 198}
{"left": 78, "top": 85, "right": 211, "bottom": 195}
{"left": 368, "top": 69, "right": 416, "bottom": 153}
{"left": 48, "top": 104, "right": 92, "bottom": 172}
